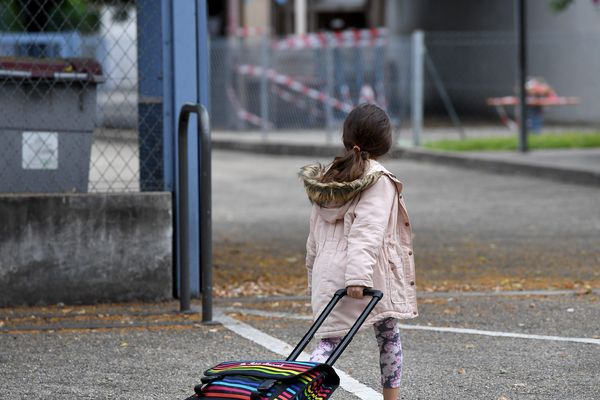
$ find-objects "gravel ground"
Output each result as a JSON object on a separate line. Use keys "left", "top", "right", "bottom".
{"left": 0, "top": 325, "right": 273, "bottom": 399}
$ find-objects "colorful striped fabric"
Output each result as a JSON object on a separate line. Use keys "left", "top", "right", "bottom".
{"left": 194, "top": 360, "right": 339, "bottom": 400}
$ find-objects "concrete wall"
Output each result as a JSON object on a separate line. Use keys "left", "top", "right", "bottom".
{"left": 0, "top": 192, "right": 172, "bottom": 306}
{"left": 388, "top": 0, "right": 600, "bottom": 124}
{"left": 527, "top": 1, "right": 600, "bottom": 124}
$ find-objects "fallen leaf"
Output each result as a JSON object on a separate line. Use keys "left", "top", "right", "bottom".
{"left": 575, "top": 287, "right": 592, "bottom": 295}
{"left": 458, "top": 368, "right": 466, "bottom": 375}
{"left": 120, "top": 342, "right": 128, "bottom": 348}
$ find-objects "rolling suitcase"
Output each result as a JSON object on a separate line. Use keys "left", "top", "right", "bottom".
{"left": 184, "top": 288, "right": 383, "bottom": 400}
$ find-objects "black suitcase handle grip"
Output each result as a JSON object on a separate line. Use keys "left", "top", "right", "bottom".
{"left": 286, "top": 288, "right": 384, "bottom": 366}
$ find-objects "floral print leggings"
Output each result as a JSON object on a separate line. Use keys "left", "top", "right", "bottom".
{"left": 309, "top": 317, "right": 403, "bottom": 388}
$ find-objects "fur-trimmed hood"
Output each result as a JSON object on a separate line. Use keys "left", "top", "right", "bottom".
{"left": 299, "top": 160, "right": 388, "bottom": 211}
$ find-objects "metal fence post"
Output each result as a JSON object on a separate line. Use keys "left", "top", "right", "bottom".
{"left": 198, "top": 105, "right": 212, "bottom": 323}
{"left": 516, "top": 0, "right": 528, "bottom": 152}
{"left": 195, "top": 0, "right": 212, "bottom": 323}
{"left": 411, "top": 30, "right": 425, "bottom": 147}
{"left": 260, "top": 32, "right": 270, "bottom": 140}
{"left": 177, "top": 105, "right": 193, "bottom": 313}
{"left": 177, "top": 103, "right": 212, "bottom": 323}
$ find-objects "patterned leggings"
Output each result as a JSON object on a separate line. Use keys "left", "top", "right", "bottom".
{"left": 309, "top": 318, "right": 403, "bottom": 388}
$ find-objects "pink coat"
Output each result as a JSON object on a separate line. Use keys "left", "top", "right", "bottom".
{"left": 301, "top": 160, "right": 418, "bottom": 338}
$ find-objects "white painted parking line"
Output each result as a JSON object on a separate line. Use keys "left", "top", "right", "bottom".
{"left": 418, "top": 289, "right": 600, "bottom": 298}
{"left": 396, "top": 324, "right": 600, "bottom": 346}
{"left": 225, "top": 307, "right": 600, "bottom": 346}
{"left": 217, "top": 312, "right": 383, "bottom": 400}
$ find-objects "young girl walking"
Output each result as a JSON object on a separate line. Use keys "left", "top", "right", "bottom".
{"left": 299, "top": 103, "right": 418, "bottom": 400}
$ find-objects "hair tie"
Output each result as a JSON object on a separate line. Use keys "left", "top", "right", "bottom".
{"left": 351, "top": 145, "right": 369, "bottom": 160}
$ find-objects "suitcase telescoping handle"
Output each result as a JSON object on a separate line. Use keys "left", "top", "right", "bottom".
{"left": 286, "top": 288, "right": 384, "bottom": 366}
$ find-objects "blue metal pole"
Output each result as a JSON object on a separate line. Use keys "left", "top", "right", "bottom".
{"left": 172, "top": 0, "right": 201, "bottom": 297}
{"left": 137, "top": 0, "right": 166, "bottom": 191}
{"left": 196, "top": 0, "right": 210, "bottom": 111}
{"left": 162, "top": 0, "right": 175, "bottom": 192}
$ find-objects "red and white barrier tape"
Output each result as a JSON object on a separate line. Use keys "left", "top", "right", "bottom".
{"left": 233, "top": 26, "right": 266, "bottom": 38}
{"left": 271, "top": 86, "right": 325, "bottom": 118}
{"left": 272, "top": 28, "right": 388, "bottom": 50}
{"left": 236, "top": 64, "right": 353, "bottom": 113}
{"left": 226, "top": 85, "right": 273, "bottom": 128}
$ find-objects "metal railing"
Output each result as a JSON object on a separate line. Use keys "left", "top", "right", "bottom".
{"left": 177, "top": 103, "right": 212, "bottom": 322}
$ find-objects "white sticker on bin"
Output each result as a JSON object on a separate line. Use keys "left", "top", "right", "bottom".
{"left": 22, "top": 131, "right": 59, "bottom": 170}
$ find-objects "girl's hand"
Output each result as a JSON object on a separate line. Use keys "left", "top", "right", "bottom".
{"left": 347, "top": 286, "right": 366, "bottom": 299}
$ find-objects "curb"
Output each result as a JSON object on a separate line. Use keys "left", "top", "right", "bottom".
{"left": 213, "top": 139, "right": 600, "bottom": 187}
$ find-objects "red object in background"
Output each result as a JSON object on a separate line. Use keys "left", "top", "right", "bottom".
{"left": 486, "top": 96, "right": 579, "bottom": 107}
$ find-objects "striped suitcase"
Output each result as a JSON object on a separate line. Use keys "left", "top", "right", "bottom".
{"left": 185, "top": 288, "right": 383, "bottom": 400}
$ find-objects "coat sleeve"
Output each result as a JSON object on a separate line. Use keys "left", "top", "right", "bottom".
{"left": 345, "top": 176, "right": 397, "bottom": 288}
{"left": 305, "top": 205, "right": 318, "bottom": 290}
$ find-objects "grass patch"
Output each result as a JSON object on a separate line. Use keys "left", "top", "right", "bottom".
{"left": 424, "top": 131, "right": 600, "bottom": 152}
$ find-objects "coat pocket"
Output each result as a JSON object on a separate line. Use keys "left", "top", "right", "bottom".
{"left": 388, "top": 256, "right": 407, "bottom": 304}
{"left": 312, "top": 240, "right": 345, "bottom": 294}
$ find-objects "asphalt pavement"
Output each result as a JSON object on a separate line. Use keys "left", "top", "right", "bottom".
{"left": 212, "top": 148, "right": 600, "bottom": 292}
{"left": 2, "top": 133, "right": 600, "bottom": 399}
{"left": 2, "top": 293, "right": 599, "bottom": 399}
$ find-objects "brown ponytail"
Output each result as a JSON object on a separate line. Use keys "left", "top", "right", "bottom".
{"left": 321, "top": 103, "right": 391, "bottom": 183}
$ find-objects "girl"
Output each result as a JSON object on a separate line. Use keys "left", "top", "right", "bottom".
{"left": 299, "top": 103, "right": 418, "bottom": 400}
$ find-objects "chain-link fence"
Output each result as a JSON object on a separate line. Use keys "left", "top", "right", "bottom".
{"left": 425, "top": 30, "right": 600, "bottom": 128}
{"left": 2, "top": 1, "right": 598, "bottom": 195}
{"left": 210, "top": 30, "right": 412, "bottom": 139}
{"left": 0, "top": 0, "right": 142, "bottom": 194}
{"left": 216, "top": 29, "right": 600, "bottom": 144}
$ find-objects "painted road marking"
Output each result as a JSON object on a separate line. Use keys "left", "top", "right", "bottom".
{"left": 217, "top": 313, "right": 383, "bottom": 400}
{"left": 396, "top": 324, "right": 600, "bottom": 346}
{"left": 223, "top": 307, "right": 600, "bottom": 346}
